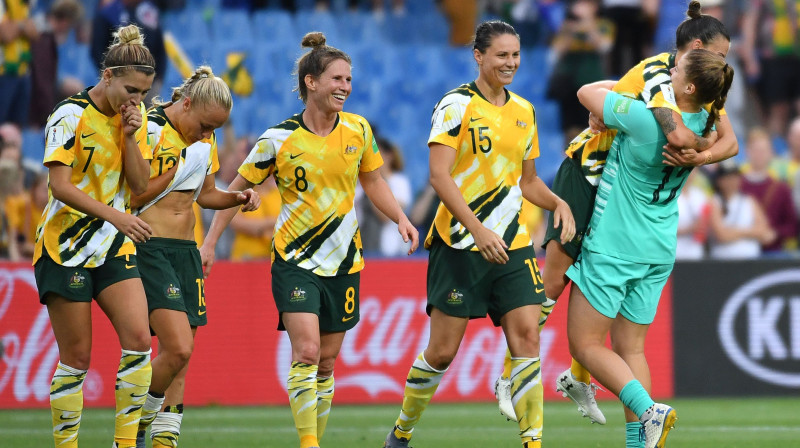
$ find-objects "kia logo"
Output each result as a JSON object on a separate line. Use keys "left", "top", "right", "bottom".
{"left": 718, "top": 269, "right": 800, "bottom": 387}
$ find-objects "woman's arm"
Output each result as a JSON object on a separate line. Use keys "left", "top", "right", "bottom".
{"left": 429, "top": 143, "right": 508, "bottom": 263}
{"left": 120, "top": 103, "right": 150, "bottom": 195}
{"left": 48, "top": 163, "right": 152, "bottom": 242}
{"left": 519, "top": 159, "right": 575, "bottom": 244}
{"left": 358, "top": 168, "right": 418, "bottom": 255}
{"left": 196, "top": 173, "right": 259, "bottom": 211}
{"left": 577, "top": 81, "right": 614, "bottom": 120}
{"left": 198, "top": 174, "right": 255, "bottom": 277}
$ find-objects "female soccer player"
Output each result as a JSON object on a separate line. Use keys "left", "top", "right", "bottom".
{"left": 569, "top": 48, "right": 734, "bottom": 448}
{"left": 200, "top": 32, "right": 418, "bottom": 448}
{"left": 130, "top": 66, "right": 259, "bottom": 448}
{"left": 494, "top": 0, "right": 737, "bottom": 426}
{"left": 383, "top": 20, "right": 574, "bottom": 448}
{"left": 34, "top": 24, "right": 155, "bottom": 448}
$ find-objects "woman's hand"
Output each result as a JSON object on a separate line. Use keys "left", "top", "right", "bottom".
{"left": 397, "top": 215, "right": 419, "bottom": 255}
{"left": 472, "top": 225, "right": 509, "bottom": 264}
{"left": 110, "top": 211, "right": 152, "bottom": 243}
{"left": 237, "top": 188, "right": 261, "bottom": 212}
{"left": 120, "top": 102, "right": 142, "bottom": 137}
{"left": 553, "top": 199, "right": 576, "bottom": 244}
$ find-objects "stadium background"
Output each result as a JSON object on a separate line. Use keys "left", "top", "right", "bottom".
{"left": 1, "top": 1, "right": 799, "bottom": 445}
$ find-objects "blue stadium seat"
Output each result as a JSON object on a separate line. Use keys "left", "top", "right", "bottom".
{"left": 211, "top": 9, "right": 253, "bottom": 44}
{"left": 535, "top": 100, "right": 561, "bottom": 134}
{"left": 161, "top": 9, "right": 209, "bottom": 44}
{"left": 228, "top": 95, "right": 255, "bottom": 137}
{"left": 416, "top": 10, "right": 448, "bottom": 44}
{"left": 336, "top": 11, "right": 384, "bottom": 45}
{"left": 57, "top": 42, "right": 98, "bottom": 87}
{"left": 294, "top": 10, "right": 341, "bottom": 45}
{"left": 22, "top": 129, "right": 45, "bottom": 164}
{"left": 252, "top": 10, "right": 298, "bottom": 48}
{"left": 349, "top": 43, "right": 399, "bottom": 83}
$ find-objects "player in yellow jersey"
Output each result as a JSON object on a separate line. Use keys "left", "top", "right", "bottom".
{"left": 129, "top": 66, "right": 259, "bottom": 448}
{"left": 384, "top": 21, "right": 575, "bottom": 448}
{"left": 494, "top": 0, "right": 739, "bottom": 426}
{"left": 200, "top": 32, "right": 419, "bottom": 448}
{"left": 34, "top": 24, "right": 155, "bottom": 448}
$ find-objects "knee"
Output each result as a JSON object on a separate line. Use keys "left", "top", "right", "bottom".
{"left": 423, "top": 346, "right": 457, "bottom": 371}
{"left": 543, "top": 273, "right": 567, "bottom": 300}
{"left": 293, "top": 340, "right": 321, "bottom": 365}
{"left": 61, "top": 351, "right": 91, "bottom": 371}
{"left": 318, "top": 357, "right": 336, "bottom": 377}
{"left": 510, "top": 326, "right": 540, "bottom": 357}
{"left": 163, "top": 343, "right": 194, "bottom": 371}
{"left": 121, "top": 328, "right": 152, "bottom": 353}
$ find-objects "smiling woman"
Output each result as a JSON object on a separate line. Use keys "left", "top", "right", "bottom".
{"left": 199, "top": 31, "right": 418, "bottom": 448}
{"left": 383, "top": 20, "right": 574, "bottom": 448}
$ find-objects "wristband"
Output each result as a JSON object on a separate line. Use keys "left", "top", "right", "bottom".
{"left": 704, "top": 151, "right": 713, "bottom": 165}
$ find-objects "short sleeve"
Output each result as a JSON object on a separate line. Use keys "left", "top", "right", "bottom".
{"left": 603, "top": 91, "right": 659, "bottom": 137}
{"left": 359, "top": 121, "right": 383, "bottom": 173}
{"left": 428, "top": 93, "right": 466, "bottom": 149}
{"left": 238, "top": 134, "right": 277, "bottom": 185}
{"left": 207, "top": 133, "right": 220, "bottom": 176}
{"left": 43, "top": 106, "right": 81, "bottom": 167}
{"left": 524, "top": 105, "right": 540, "bottom": 161}
{"left": 136, "top": 103, "right": 152, "bottom": 160}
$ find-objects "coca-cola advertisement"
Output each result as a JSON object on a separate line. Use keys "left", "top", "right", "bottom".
{"left": 0, "top": 260, "right": 674, "bottom": 408}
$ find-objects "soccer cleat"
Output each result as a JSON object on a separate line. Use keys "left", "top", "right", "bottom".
{"left": 494, "top": 376, "right": 517, "bottom": 421}
{"left": 384, "top": 426, "right": 412, "bottom": 447}
{"left": 640, "top": 403, "right": 677, "bottom": 448}
{"left": 555, "top": 368, "right": 606, "bottom": 424}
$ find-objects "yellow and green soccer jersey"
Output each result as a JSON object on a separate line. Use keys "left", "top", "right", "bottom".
{"left": 565, "top": 52, "right": 728, "bottom": 186}
{"left": 33, "top": 89, "right": 151, "bottom": 268}
{"left": 136, "top": 106, "right": 219, "bottom": 214}
{"left": 0, "top": 0, "right": 32, "bottom": 76}
{"left": 238, "top": 112, "right": 383, "bottom": 277}
{"left": 425, "top": 82, "right": 539, "bottom": 251}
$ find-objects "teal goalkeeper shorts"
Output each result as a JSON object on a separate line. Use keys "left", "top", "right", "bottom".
{"left": 566, "top": 249, "right": 672, "bottom": 324}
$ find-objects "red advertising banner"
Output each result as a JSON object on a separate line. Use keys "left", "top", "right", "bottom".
{"left": 0, "top": 260, "right": 673, "bottom": 408}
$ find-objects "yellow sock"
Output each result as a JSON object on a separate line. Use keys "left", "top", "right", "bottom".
{"left": 114, "top": 349, "right": 152, "bottom": 448}
{"left": 151, "top": 404, "right": 182, "bottom": 448}
{"left": 538, "top": 298, "right": 556, "bottom": 332}
{"left": 50, "top": 362, "right": 87, "bottom": 448}
{"left": 395, "top": 352, "right": 447, "bottom": 436}
{"left": 316, "top": 376, "right": 334, "bottom": 441}
{"left": 288, "top": 362, "right": 319, "bottom": 448}
{"left": 570, "top": 358, "right": 591, "bottom": 384}
{"left": 502, "top": 347, "right": 512, "bottom": 378}
{"left": 510, "top": 357, "right": 543, "bottom": 445}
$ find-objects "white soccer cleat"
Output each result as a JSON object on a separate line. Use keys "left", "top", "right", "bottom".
{"left": 555, "top": 369, "right": 606, "bottom": 424}
{"left": 641, "top": 403, "right": 677, "bottom": 448}
{"left": 494, "top": 376, "right": 517, "bottom": 421}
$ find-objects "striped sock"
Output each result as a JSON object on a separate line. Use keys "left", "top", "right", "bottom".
{"left": 502, "top": 348, "right": 512, "bottom": 378}
{"left": 538, "top": 298, "right": 557, "bottom": 331}
{"left": 394, "top": 352, "right": 447, "bottom": 438}
{"left": 50, "top": 362, "right": 87, "bottom": 448}
{"left": 151, "top": 404, "right": 183, "bottom": 448}
{"left": 316, "top": 375, "right": 334, "bottom": 441}
{"left": 510, "top": 357, "right": 543, "bottom": 445}
{"left": 287, "top": 362, "right": 319, "bottom": 448}
{"left": 115, "top": 349, "right": 152, "bottom": 448}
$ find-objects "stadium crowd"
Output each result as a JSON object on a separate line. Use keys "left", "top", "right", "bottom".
{"left": 2, "top": 0, "right": 800, "bottom": 264}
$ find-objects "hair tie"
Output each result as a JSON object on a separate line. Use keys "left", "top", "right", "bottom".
{"left": 723, "top": 63, "right": 729, "bottom": 74}
{"left": 200, "top": 73, "right": 209, "bottom": 78}
{"left": 105, "top": 64, "right": 154, "bottom": 70}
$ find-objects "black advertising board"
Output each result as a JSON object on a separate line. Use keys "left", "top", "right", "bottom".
{"left": 672, "top": 260, "right": 800, "bottom": 396}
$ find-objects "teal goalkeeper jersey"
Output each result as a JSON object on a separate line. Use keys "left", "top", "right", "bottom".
{"left": 583, "top": 91, "right": 709, "bottom": 264}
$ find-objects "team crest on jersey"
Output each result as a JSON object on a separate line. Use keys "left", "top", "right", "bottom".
{"left": 290, "top": 287, "right": 307, "bottom": 302}
{"left": 516, "top": 119, "right": 528, "bottom": 129}
{"left": 68, "top": 272, "right": 86, "bottom": 289}
{"left": 166, "top": 284, "right": 182, "bottom": 299}
{"left": 345, "top": 144, "right": 358, "bottom": 155}
{"left": 447, "top": 289, "right": 464, "bottom": 305}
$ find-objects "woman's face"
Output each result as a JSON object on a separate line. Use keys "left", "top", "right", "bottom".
{"left": 104, "top": 69, "right": 154, "bottom": 113}
{"left": 716, "top": 172, "right": 741, "bottom": 196}
{"left": 475, "top": 33, "right": 520, "bottom": 88}
{"left": 178, "top": 100, "right": 230, "bottom": 144}
{"left": 307, "top": 58, "right": 352, "bottom": 113}
{"left": 702, "top": 36, "right": 731, "bottom": 58}
{"left": 670, "top": 52, "right": 691, "bottom": 95}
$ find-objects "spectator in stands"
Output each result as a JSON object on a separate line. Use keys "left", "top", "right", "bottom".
{"left": 603, "top": 0, "right": 658, "bottom": 78}
{"left": 740, "top": 0, "right": 800, "bottom": 137}
{"left": 229, "top": 177, "right": 280, "bottom": 261}
{"left": 409, "top": 183, "right": 439, "bottom": 235}
{"left": 0, "top": 0, "right": 39, "bottom": 127}
{"left": 787, "top": 116, "right": 800, "bottom": 212}
{"left": 676, "top": 170, "right": 712, "bottom": 260}
{"left": 441, "top": 0, "right": 478, "bottom": 45}
{"left": 0, "top": 158, "right": 22, "bottom": 261}
{"left": 28, "top": 0, "right": 83, "bottom": 128}
{"left": 741, "top": 127, "right": 798, "bottom": 252}
{"left": 16, "top": 171, "right": 48, "bottom": 258}
{"left": 0, "top": 122, "right": 37, "bottom": 186}
{"left": 709, "top": 159, "right": 775, "bottom": 259}
{"left": 91, "top": 0, "right": 166, "bottom": 105}
{"left": 547, "top": 0, "right": 613, "bottom": 142}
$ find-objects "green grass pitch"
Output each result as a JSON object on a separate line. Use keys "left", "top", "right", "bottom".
{"left": 4, "top": 397, "right": 798, "bottom": 447}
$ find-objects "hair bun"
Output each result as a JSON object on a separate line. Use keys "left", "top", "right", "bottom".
{"left": 301, "top": 32, "right": 326, "bottom": 49}
{"left": 687, "top": 0, "right": 703, "bottom": 20}
{"left": 115, "top": 24, "right": 144, "bottom": 46}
